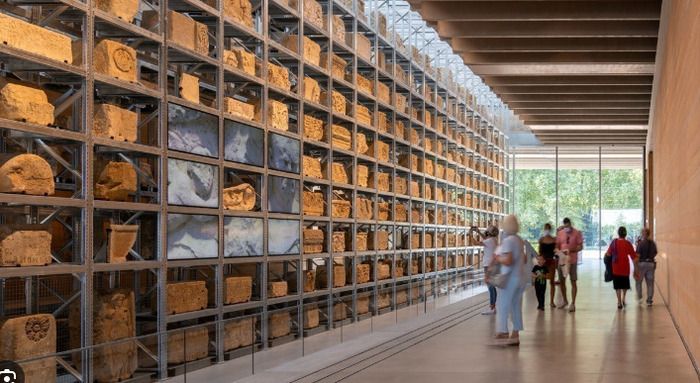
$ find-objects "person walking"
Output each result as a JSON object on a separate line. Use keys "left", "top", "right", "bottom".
{"left": 479, "top": 226, "right": 500, "bottom": 315}
{"left": 555, "top": 218, "right": 583, "bottom": 312}
{"left": 635, "top": 228, "right": 658, "bottom": 306}
{"left": 538, "top": 223, "right": 557, "bottom": 308}
{"left": 532, "top": 256, "right": 548, "bottom": 311}
{"left": 492, "top": 215, "right": 526, "bottom": 346}
{"left": 605, "top": 226, "right": 639, "bottom": 309}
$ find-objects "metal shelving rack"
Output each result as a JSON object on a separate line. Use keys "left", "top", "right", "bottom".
{"left": 0, "top": 0, "right": 511, "bottom": 380}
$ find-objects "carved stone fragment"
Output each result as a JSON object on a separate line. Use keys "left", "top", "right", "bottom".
{"left": 377, "top": 201, "right": 390, "bottom": 221}
{"left": 422, "top": 158, "right": 434, "bottom": 176}
{"left": 435, "top": 163, "right": 444, "bottom": 179}
{"left": 304, "top": 306, "right": 320, "bottom": 329}
{"left": 326, "top": 15, "right": 346, "bottom": 43}
{"left": 370, "top": 172, "right": 390, "bottom": 192}
{"left": 395, "top": 93, "right": 407, "bottom": 113}
{"left": 1, "top": 80, "right": 53, "bottom": 127}
{"left": 377, "top": 111, "right": 388, "bottom": 133}
{"left": 166, "top": 281, "right": 207, "bottom": 314}
{"left": 356, "top": 132, "right": 369, "bottom": 155}
{"left": 0, "top": 225, "right": 52, "bottom": 267}
{"left": 224, "top": 276, "right": 252, "bottom": 304}
{"left": 331, "top": 198, "right": 351, "bottom": 218}
{"left": 179, "top": 73, "right": 200, "bottom": 104}
{"left": 303, "top": 115, "right": 325, "bottom": 141}
{"left": 321, "top": 53, "right": 347, "bottom": 79}
{"left": 303, "top": 155, "right": 323, "bottom": 179}
{"left": 332, "top": 231, "right": 346, "bottom": 252}
{"left": 224, "top": 317, "right": 255, "bottom": 351}
{"left": 370, "top": 140, "right": 389, "bottom": 162}
{"left": 267, "top": 62, "right": 291, "bottom": 90}
{"left": 411, "top": 208, "right": 421, "bottom": 223}
{"left": 303, "top": 228, "right": 324, "bottom": 254}
{"left": 303, "top": 77, "right": 321, "bottom": 103}
{"left": 283, "top": 35, "right": 321, "bottom": 67}
{"left": 356, "top": 263, "right": 370, "bottom": 283}
{"left": 377, "top": 82, "right": 391, "bottom": 104}
{"left": 334, "top": 302, "right": 347, "bottom": 320}
{"left": 375, "top": 263, "right": 390, "bottom": 280}
{"left": 317, "top": 264, "right": 345, "bottom": 288}
{"left": 396, "top": 289, "right": 408, "bottom": 305}
{"left": 357, "top": 74, "right": 372, "bottom": 95}
{"left": 224, "top": 97, "right": 255, "bottom": 121}
{"left": 394, "top": 203, "right": 407, "bottom": 222}
{"left": 94, "top": 39, "right": 137, "bottom": 82}
{"left": 268, "top": 281, "right": 288, "bottom": 298}
{"left": 331, "top": 124, "right": 351, "bottom": 150}
{"left": 0, "top": 13, "right": 72, "bottom": 64}
{"left": 324, "top": 162, "right": 348, "bottom": 184}
{"left": 325, "top": 90, "right": 347, "bottom": 114}
{"left": 0, "top": 314, "right": 56, "bottom": 383}
{"left": 303, "top": 191, "right": 325, "bottom": 216}
{"left": 424, "top": 233, "right": 433, "bottom": 248}
{"left": 289, "top": 0, "right": 324, "bottom": 29}
{"left": 223, "top": 0, "right": 254, "bottom": 28}
{"left": 0, "top": 154, "right": 54, "bottom": 196}
{"left": 223, "top": 183, "right": 256, "bottom": 211}
{"left": 168, "top": 327, "right": 209, "bottom": 364}
{"left": 94, "top": 161, "right": 136, "bottom": 201}
{"left": 356, "top": 164, "right": 369, "bottom": 187}
{"left": 355, "top": 197, "right": 373, "bottom": 220}
{"left": 356, "top": 34, "right": 372, "bottom": 60}
{"left": 167, "top": 10, "right": 208, "bottom": 55}
{"left": 224, "top": 48, "right": 256, "bottom": 76}
{"left": 288, "top": 270, "right": 315, "bottom": 293}
{"left": 94, "top": 104, "right": 137, "bottom": 142}
{"left": 106, "top": 224, "right": 137, "bottom": 264}
{"left": 369, "top": 230, "right": 389, "bottom": 251}
{"left": 355, "top": 231, "right": 368, "bottom": 251}
{"left": 395, "top": 177, "right": 407, "bottom": 195}
{"left": 255, "top": 99, "right": 288, "bottom": 131}
{"left": 398, "top": 153, "right": 418, "bottom": 171}
{"left": 377, "top": 292, "right": 390, "bottom": 309}
{"left": 356, "top": 295, "right": 370, "bottom": 314}
{"left": 355, "top": 103, "right": 372, "bottom": 126}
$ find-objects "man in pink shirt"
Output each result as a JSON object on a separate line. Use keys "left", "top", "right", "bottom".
{"left": 555, "top": 217, "right": 583, "bottom": 312}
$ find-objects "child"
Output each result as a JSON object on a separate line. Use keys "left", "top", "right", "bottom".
{"left": 532, "top": 256, "right": 548, "bottom": 311}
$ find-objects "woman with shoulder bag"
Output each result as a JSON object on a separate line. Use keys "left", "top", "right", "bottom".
{"left": 477, "top": 225, "right": 500, "bottom": 315}
{"left": 605, "top": 226, "right": 639, "bottom": 309}
{"left": 491, "top": 215, "right": 527, "bottom": 346}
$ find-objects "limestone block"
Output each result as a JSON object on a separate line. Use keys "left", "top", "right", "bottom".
{"left": 355, "top": 104, "right": 372, "bottom": 127}
{"left": 356, "top": 295, "right": 370, "bottom": 314}
{"left": 377, "top": 292, "right": 390, "bottom": 309}
{"left": 362, "top": 197, "right": 385, "bottom": 223}
{"left": 396, "top": 289, "right": 408, "bottom": 305}
{"left": 370, "top": 141, "right": 389, "bottom": 162}
{"left": 356, "top": 164, "right": 369, "bottom": 187}
{"left": 398, "top": 153, "right": 418, "bottom": 171}
{"left": 356, "top": 132, "right": 369, "bottom": 155}
{"left": 317, "top": 264, "right": 345, "bottom": 288}
{"left": 377, "top": 50, "right": 386, "bottom": 70}
{"left": 94, "top": 161, "right": 137, "bottom": 201}
{"left": 446, "top": 168, "right": 456, "bottom": 183}
{"left": 395, "top": 177, "right": 407, "bottom": 195}
{"left": 355, "top": 197, "right": 373, "bottom": 220}
{"left": 332, "top": 231, "right": 346, "bottom": 252}
{"left": 303, "top": 155, "right": 323, "bottom": 179}
{"left": 303, "top": 191, "right": 325, "bottom": 216}
{"left": 407, "top": 128, "right": 419, "bottom": 145}
{"left": 303, "top": 114, "right": 325, "bottom": 141}
{"left": 435, "top": 163, "right": 444, "bottom": 179}
{"left": 334, "top": 302, "right": 347, "bottom": 320}
{"left": 422, "top": 158, "right": 434, "bottom": 176}
{"left": 355, "top": 231, "right": 368, "bottom": 251}
{"left": 375, "top": 263, "right": 390, "bottom": 280}
{"left": 324, "top": 162, "right": 348, "bottom": 184}
{"left": 326, "top": 15, "right": 346, "bottom": 43}
{"left": 392, "top": 262, "right": 404, "bottom": 278}
{"left": 268, "top": 281, "right": 288, "bottom": 298}
{"left": 0, "top": 13, "right": 72, "bottom": 64}
{"left": 325, "top": 90, "right": 347, "bottom": 114}
{"left": 223, "top": 183, "right": 256, "bottom": 211}
{"left": 395, "top": 93, "right": 407, "bottom": 113}
{"left": 424, "top": 233, "right": 433, "bottom": 248}
{"left": 224, "top": 0, "right": 254, "bottom": 28}
{"left": 0, "top": 225, "right": 52, "bottom": 267}
{"left": 394, "top": 203, "right": 407, "bottom": 222}
{"left": 356, "top": 33, "right": 372, "bottom": 60}
{"left": 370, "top": 172, "right": 390, "bottom": 192}
{"left": 166, "top": 281, "right": 207, "bottom": 314}
{"left": 436, "top": 187, "right": 445, "bottom": 202}
{"left": 267, "top": 62, "right": 291, "bottom": 90}
{"left": 374, "top": 11, "right": 387, "bottom": 37}
{"left": 225, "top": 48, "right": 256, "bottom": 76}
{"left": 303, "top": 77, "right": 321, "bottom": 103}
{"left": 377, "top": 111, "right": 388, "bottom": 133}
{"left": 331, "top": 198, "right": 351, "bottom": 218}
{"left": 283, "top": 34, "right": 321, "bottom": 67}
{"left": 167, "top": 10, "right": 209, "bottom": 55}
{"left": 357, "top": 74, "right": 373, "bottom": 95}
{"left": 303, "top": 228, "right": 324, "bottom": 254}
{"left": 0, "top": 80, "right": 55, "bottom": 126}
{"left": 0, "top": 154, "right": 55, "bottom": 196}
{"left": 94, "top": 39, "right": 137, "bottom": 82}
{"left": 95, "top": 0, "right": 139, "bottom": 22}
{"left": 424, "top": 184, "right": 432, "bottom": 200}
{"left": 288, "top": 270, "right": 316, "bottom": 292}
{"left": 94, "top": 104, "right": 137, "bottom": 143}
{"left": 409, "top": 181, "right": 419, "bottom": 197}
{"left": 224, "top": 276, "right": 252, "bottom": 304}
{"left": 255, "top": 99, "right": 288, "bottom": 131}
{"left": 331, "top": 124, "right": 351, "bottom": 150}
{"left": 356, "top": 263, "right": 370, "bottom": 283}
{"left": 376, "top": 82, "right": 391, "bottom": 105}
{"left": 224, "top": 317, "right": 255, "bottom": 351}
{"left": 411, "top": 208, "right": 421, "bottom": 223}
{"left": 168, "top": 327, "right": 209, "bottom": 364}
{"left": 304, "top": 306, "right": 320, "bottom": 329}
{"left": 179, "top": 73, "right": 200, "bottom": 104}
{"left": 0, "top": 314, "right": 56, "bottom": 383}
{"left": 369, "top": 230, "right": 389, "bottom": 251}
{"left": 321, "top": 53, "right": 347, "bottom": 79}
{"left": 224, "top": 97, "right": 255, "bottom": 121}
{"left": 107, "top": 224, "right": 137, "bottom": 264}
{"left": 289, "top": 0, "right": 323, "bottom": 29}
{"left": 408, "top": 233, "right": 420, "bottom": 249}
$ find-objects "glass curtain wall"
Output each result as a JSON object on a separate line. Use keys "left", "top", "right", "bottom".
{"left": 512, "top": 146, "right": 644, "bottom": 259}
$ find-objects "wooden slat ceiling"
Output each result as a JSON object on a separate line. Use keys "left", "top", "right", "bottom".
{"left": 409, "top": 0, "right": 661, "bottom": 145}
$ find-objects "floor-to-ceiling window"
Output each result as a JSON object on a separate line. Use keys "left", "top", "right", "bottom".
{"left": 513, "top": 147, "right": 556, "bottom": 246}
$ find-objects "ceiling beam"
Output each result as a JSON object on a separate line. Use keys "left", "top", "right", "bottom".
{"left": 507, "top": 101, "right": 651, "bottom": 109}
{"left": 450, "top": 37, "right": 658, "bottom": 52}
{"left": 519, "top": 109, "right": 649, "bottom": 116}
{"left": 493, "top": 85, "right": 652, "bottom": 94}
{"left": 459, "top": 51, "right": 656, "bottom": 64}
{"left": 468, "top": 63, "right": 656, "bottom": 75}
{"left": 482, "top": 75, "right": 654, "bottom": 86}
{"left": 436, "top": 20, "right": 659, "bottom": 38}
{"left": 525, "top": 119, "right": 650, "bottom": 125}
{"left": 419, "top": 1, "right": 661, "bottom": 22}
{"left": 499, "top": 93, "right": 651, "bottom": 101}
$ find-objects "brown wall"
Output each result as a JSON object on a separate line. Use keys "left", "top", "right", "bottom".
{"left": 649, "top": 0, "right": 700, "bottom": 367}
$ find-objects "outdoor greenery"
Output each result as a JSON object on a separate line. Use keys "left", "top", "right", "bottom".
{"left": 514, "top": 168, "right": 643, "bottom": 246}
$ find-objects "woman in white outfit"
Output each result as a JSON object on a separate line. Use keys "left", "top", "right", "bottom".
{"left": 478, "top": 226, "right": 499, "bottom": 315}
{"left": 493, "top": 215, "right": 526, "bottom": 346}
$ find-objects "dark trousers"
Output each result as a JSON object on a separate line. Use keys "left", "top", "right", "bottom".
{"left": 534, "top": 282, "right": 546, "bottom": 309}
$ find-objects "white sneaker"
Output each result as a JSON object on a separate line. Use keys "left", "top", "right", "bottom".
{"left": 481, "top": 308, "right": 496, "bottom": 315}
{"left": 568, "top": 304, "right": 576, "bottom": 312}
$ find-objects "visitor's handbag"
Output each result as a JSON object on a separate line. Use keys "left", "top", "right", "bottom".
{"left": 556, "top": 250, "right": 570, "bottom": 278}
{"left": 485, "top": 245, "right": 511, "bottom": 288}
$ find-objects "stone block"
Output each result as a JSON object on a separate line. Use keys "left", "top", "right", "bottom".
{"left": 288, "top": 270, "right": 315, "bottom": 293}
{"left": 269, "top": 311, "right": 291, "bottom": 338}
{"left": 436, "top": 187, "right": 445, "bottom": 202}
{"left": 303, "top": 77, "right": 321, "bottom": 103}
{"left": 409, "top": 233, "right": 420, "bottom": 249}
{"left": 94, "top": 161, "right": 137, "bottom": 201}
{"left": 324, "top": 162, "right": 348, "bottom": 184}
{"left": 356, "top": 164, "right": 369, "bottom": 187}
{"left": 424, "top": 184, "right": 432, "bottom": 200}
{"left": 0, "top": 225, "right": 52, "bottom": 267}
{"left": 224, "top": 317, "right": 255, "bottom": 351}
{"left": 396, "top": 289, "right": 407, "bottom": 305}
{"left": 374, "top": 11, "right": 387, "bottom": 37}
{"left": 354, "top": 231, "right": 368, "bottom": 251}
{"left": 411, "top": 208, "right": 421, "bottom": 223}
{"left": 377, "top": 81, "right": 390, "bottom": 105}
{"left": 398, "top": 153, "right": 418, "bottom": 171}
{"left": 392, "top": 262, "right": 404, "bottom": 278}
{"left": 223, "top": 183, "right": 256, "bottom": 211}
{"left": 0, "top": 79, "right": 55, "bottom": 126}
{"left": 0, "top": 12, "right": 72, "bottom": 64}
{"left": 95, "top": 0, "right": 139, "bottom": 22}
{"left": 289, "top": 0, "right": 323, "bottom": 29}
{"left": 317, "top": 264, "right": 345, "bottom": 288}
{"left": 304, "top": 306, "right": 320, "bottom": 329}
{"left": 332, "top": 231, "right": 346, "bottom": 252}
{"left": 94, "top": 103, "right": 138, "bottom": 142}
{"left": 179, "top": 73, "right": 200, "bottom": 104}
{"left": 303, "top": 155, "right": 323, "bottom": 179}
{"left": 168, "top": 327, "right": 209, "bottom": 364}
{"left": 224, "top": 48, "right": 256, "bottom": 76}
{"left": 407, "top": 128, "right": 420, "bottom": 145}
{"left": 395, "top": 93, "right": 407, "bottom": 113}
{"left": 411, "top": 259, "right": 419, "bottom": 274}
{"left": 356, "top": 34, "right": 372, "bottom": 60}
{"left": 255, "top": 99, "right": 288, "bottom": 131}
{"left": 334, "top": 302, "right": 347, "bottom": 320}
{"left": 422, "top": 158, "right": 434, "bottom": 176}
{"left": 369, "top": 230, "right": 389, "bottom": 251}
{"left": 356, "top": 295, "right": 370, "bottom": 314}
{"left": 357, "top": 74, "right": 373, "bottom": 95}
{"left": 166, "top": 281, "right": 207, "bottom": 314}
{"left": 356, "top": 132, "right": 369, "bottom": 155}
{"left": 370, "top": 140, "right": 389, "bottom": 162}
{"left": 303, "top": 114, "right": 325, "bottom": 141}
{"left": 268, "top": 281, "right": 288, "bottom": 298}
{"left": 331, "top": 198, "right": 351, "bottom": 218}
{"left": 106, "top": 224, "right": 137, "bottom": 264}
{"left": 435, "top": 163, "right": 444, "bottom": 179}
{"left": 167, "top": 10, "right": 208, "bottom": 55}
{"left": 321, "top": 53, "right": 347, "bottom": 79}
{"left": 355, "top": 103, "right": 372, "bottom": 126}
{"left": 267, "top": 62, "right": 291, "bottom": 90}
{"left": 375, "top": 263, "right": 390, "bottom": 280}
{"left": 370, "top": 172, "right": 390, "bottom": 192}
{"left": 409, "top": 181, "right": 419, "bottom": 197}
{"left": 331, "top": 124, "right": 351, "bottom": 150}
{"left": 377, "top": 50, "right": 386, "bottom": 70}
{"left": 303, "top": 228, "right": 324, "bottom": 254}
{"left": 377, "top": 111, "right": 388, "bottom": 133}
{"left": 303, "top": 191, "right": 325, "bottom": 216}
{"left": 0, "top": 154, "right": 54, "bottom": 196}
{"left": 395, "top": 177, "right": 407, "bottom": 195}
{"left": 356, "top": 263, "right": 370, "bottom": 283}
{"left": 377, "top": 292, "right": 390, "bottom": 309}
{"left": 355, "top": 196, "right": 373, "bottom": 220}
{"left": 377, "top": 201, "right": 390, "bottom": 221}
{"left": 0, "top": 314, "right": 56, "bottom": 383}
{"left": 282, "top": 34, "right": 321, "bottom": 68}
{"left": 224, "top": 276, "right": 253, "bottom": 304}
{"left": 94, "top": 39, "right": 137, "bottom": 83}
{"left": 395, "top": 203, "right": 407, "bottom": 222}
{"left": 223, "top": 0, "right": 254, "bottom": 28}
{"left": 224, "top": 97, "right": 255, "bottom": 121}
{"left": 424, "top": 233, "right": 433, "bottom": 248}
{"left": 325, "top": 90, "right": 347, "bottom": 115}
{"left": 326, "top": 15, "right": 346, "bottom": 43}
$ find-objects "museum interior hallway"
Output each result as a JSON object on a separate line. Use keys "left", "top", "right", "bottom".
{"left": 179, "top": 260, "right": 699, "bottom": 383}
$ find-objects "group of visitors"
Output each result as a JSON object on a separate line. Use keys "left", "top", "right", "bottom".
{"left": 475, "top": 215, "right": 658, "bottom": 347}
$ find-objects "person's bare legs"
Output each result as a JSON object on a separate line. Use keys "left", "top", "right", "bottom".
{"left": 616, "top": 289, "right": 622, "bottom": 307}
{"left": 571, "top": 280, "right": 578, "bottom": 306}
{"left": 549, "top": 279, "right": 556, "bottom": 307}
{"left": 622, "top": 289, "right": 627, "bottom": 306}
{"left": 559, "top": 278, "right": 568, "bottom": 308}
